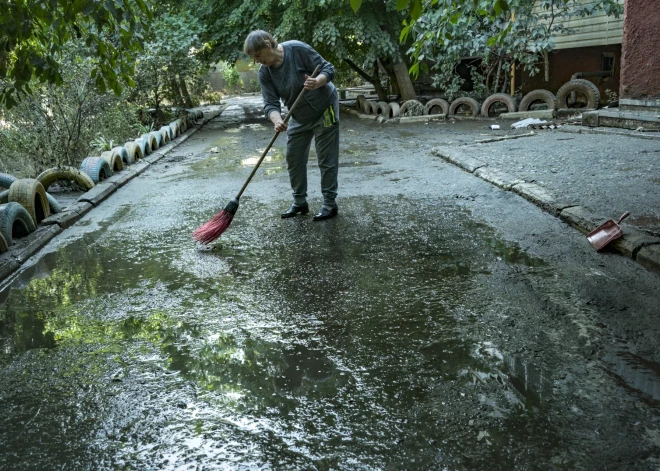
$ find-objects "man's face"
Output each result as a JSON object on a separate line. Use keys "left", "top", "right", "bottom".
{"left": 252, "top": 47, "right": 274, "bottom": 67}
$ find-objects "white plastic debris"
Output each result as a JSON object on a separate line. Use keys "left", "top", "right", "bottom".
{"left": 510, "top": 118, "right": 548, "bottom": 129}
{"left": 210, "top": 147, "right": 219, "bottom": 153}
{"left": 489, "top": 124, "right": 500, "bottom": 130}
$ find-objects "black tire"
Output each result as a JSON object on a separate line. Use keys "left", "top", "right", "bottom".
{"left": 519, "top": 89, "right": 556, "bottom": 111}
{"left": 424, "top": 98, "right": 450, "bottom": 116}
{"left": 0, "top": 202, "right": 37, "bottom": 244}
{"left": 480, "top": 93, "right": 517, "bottom": 117}
{"left": 375, "top": 101, "right": 391, "bottom": 116}
{"left": 80, "top": 157, "right": 113, "bottom": 183}
{"left": 388, "top": 102, "right": 400, "bottom": 118}
{"left": 8, "top": 179, "right": 50, "bottom": 224}
{"left": 37, "top": 166, "right": 95, "bottom": 191}
{"left": 556, "top": 79, "right": 600, "bottom": 109}
{"left": 0, "top": 173, "right": 17, "bottom": 189}
{"left": 399, "top": 100, "right": 425, "bottom": 117}
{"left": 123, "top": 142, "right": 142, "bottom": 163}
{"left": 449, "top": 97, "right": 481, "bottom": 116}
{"left": 0, "top": 190, "right": 7, "bottom": 204}
{"left": 0, "top": 232, "right": 7, "bottom": 253}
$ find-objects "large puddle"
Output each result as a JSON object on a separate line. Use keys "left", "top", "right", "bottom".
{"left": 0, "top": 192, "right": 566, "bottom": 469}
{"left": 0, "top": 111, "right": 657, "bottom": 469}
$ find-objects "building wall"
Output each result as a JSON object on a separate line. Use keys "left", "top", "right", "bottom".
{"left": 545, "top": 0, "right": 624, "bottom": 50}
{"left": 620, "top": 0, "right": 660, "bottom": 100}
{"left": 520, "top": 44, "right": 621, "bottom": 100}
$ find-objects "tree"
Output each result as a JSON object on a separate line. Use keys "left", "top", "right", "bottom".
{"left": 0, "top": 0, "right": 152, "bottom": 108}
{"left": 132, "top": 11, "right": 207, "bottom": 112}
{"left": 196, "top": 0, "right": 418, "bottom": 101}
{"left": 397, "top": 0, "right": 623, "bottom": 98}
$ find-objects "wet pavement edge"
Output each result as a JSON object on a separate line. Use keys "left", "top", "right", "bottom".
{"left": 0, "top": 106, "right": 226, "bottom": 286}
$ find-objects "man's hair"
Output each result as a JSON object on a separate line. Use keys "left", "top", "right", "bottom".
{"left": 244, "top": 30, "right": 278, "bottom": 56}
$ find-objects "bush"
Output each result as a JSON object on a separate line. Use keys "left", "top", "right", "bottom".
{"left": 219, "top": 63, "right": 243, "bottom": 94}
{"left": 0, "top": 53, "right": 141, "bottom": 178}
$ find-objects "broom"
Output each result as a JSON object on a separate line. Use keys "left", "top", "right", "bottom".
{"left": 193, "top": 65, "right": 322, "bottom": 244}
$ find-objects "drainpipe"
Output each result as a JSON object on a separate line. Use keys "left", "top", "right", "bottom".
{"left": 510, "top": 11, "right": 516, "bottom": 96}
{"left": 571, "top": 71, "right": 614, "bottom": 80}
{"left": 568, "top": 71, "right": 614, "bottom": 105}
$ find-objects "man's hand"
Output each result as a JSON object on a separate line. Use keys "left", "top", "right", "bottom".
{"left": 269, "top": 111, "right": 287, "bottom": 132}
{"left": 273, "top": 118, "right": 287, "bottom": 133}
{"left": 304, "top": 73, "right": 327, "bottom": 91}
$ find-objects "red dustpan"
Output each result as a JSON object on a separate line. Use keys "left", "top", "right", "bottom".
{"left": 587, "top": 211, "right": 630, "bottom": 251}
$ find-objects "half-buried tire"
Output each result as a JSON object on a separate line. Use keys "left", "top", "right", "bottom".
{"left": 519, "top": 89, "right": 556, "bottom": 111}
{"left": 8, "top": 179, "right": 50, "bottom": 224}
{"left": 37, "top": 167, "right": 95, "bottom": 192}
{"left": 160, "top": 126, "right": 173, "bottom": 141}
{"left": 80, "top": 157, "right": 112, "bottom": 184}
{"left": 111, "top": 146, "right": 131, "bottom": 165}
{"left": 101, "top": 151, "right": 124, "bottom": 172}
{"left": 124, "top": 142, "right": 142, "bottom": 163}
{"left": 449, "top": 97, "right": 481, "bottom": 116}
{"left": 424, "top": 98, "right": 450, "bottom": 116}
{"left": 0, "top": 202, "right": 37, "bottom": 244}
{"left": 5, "top": 172, "right": 65, "bottom": 214}
{"left": 135, "top": 137, "right": 151, "bottom": 156}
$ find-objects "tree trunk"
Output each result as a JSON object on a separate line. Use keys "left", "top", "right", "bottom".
{"left": 170, "top": 79, "right": 184, "bottom": 106}
{"left": 392, "top": 60, "right": 416, "bottom": 101}
{"left": 379, "top": 58, "right": 401, "bottom": 97}
{"left": 493, "top": 59, "right": 502, "bottom": 94}
{"left": 179, "top": 77, "right": 193, "bottom": 108}
{"left": 343, "top": 58, "right": 388, "bottom": 101}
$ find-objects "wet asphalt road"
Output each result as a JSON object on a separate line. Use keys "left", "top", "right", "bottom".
{"left": 0, "top": 97, "right": 659, "bottom": 470}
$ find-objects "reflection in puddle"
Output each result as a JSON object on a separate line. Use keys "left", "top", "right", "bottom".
{"left": 604, "top": 341, "right": 660, "bottom": 403}
{"left": 0, "top": 196, "right": 589, "bottom": 469}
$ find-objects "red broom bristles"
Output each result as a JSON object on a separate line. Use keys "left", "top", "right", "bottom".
{"left": 193, "top": 197, "right": 240, "bottom": 244}
{"left": 192, "top": 209, "right": 234, "bottom": 244}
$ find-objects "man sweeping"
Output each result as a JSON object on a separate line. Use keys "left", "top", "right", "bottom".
{"left": 244, "top": 30, "right": 340, "bottom": 221}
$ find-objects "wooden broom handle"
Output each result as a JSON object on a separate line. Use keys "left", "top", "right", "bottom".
{"left": 236, "top": 64, "right": 322, "bottom": 198}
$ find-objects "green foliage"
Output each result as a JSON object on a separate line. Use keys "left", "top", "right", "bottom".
{"left": 137, "top": 122, "right": 156, "bottom": 136}
{"left": 90, "top": 136, "right": 115, "bottom": 153}
{"left": 220, "top": 63, "right": 243, "bottom": 93}
{"left": 0, "top": 46, "right": 141, "bottom": 177}
{"left": 397, "top": 0, "right": 623, "bottom": 96}
{"left": 131, "top": 10, "right": 208, "bottom": 109}
{"left": 0, "top": 0, "right": 152, "bottom": 108}
{"left": 197, "top": 0, "right": 408, "bottom": 79}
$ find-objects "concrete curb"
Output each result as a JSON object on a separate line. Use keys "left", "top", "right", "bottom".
{"left": 0, "top": 107, "right": 225, "bottom": 285}
{"left": 431, "top": 146, "right": 660, "bottom": 275}
{"left": 558, "top": 125, "right": 660, "bottom": 141}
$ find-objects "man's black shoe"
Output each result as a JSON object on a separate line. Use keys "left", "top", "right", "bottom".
{"left": 312, "top": 206, "right": 338, "bottom": 221}
{"left": 281, "top": 203, "right": 309, "bottom": 219}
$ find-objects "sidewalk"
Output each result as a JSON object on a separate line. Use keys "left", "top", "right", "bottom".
{"left": 430, "top": 124, "right": 660, "bottom": 274}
